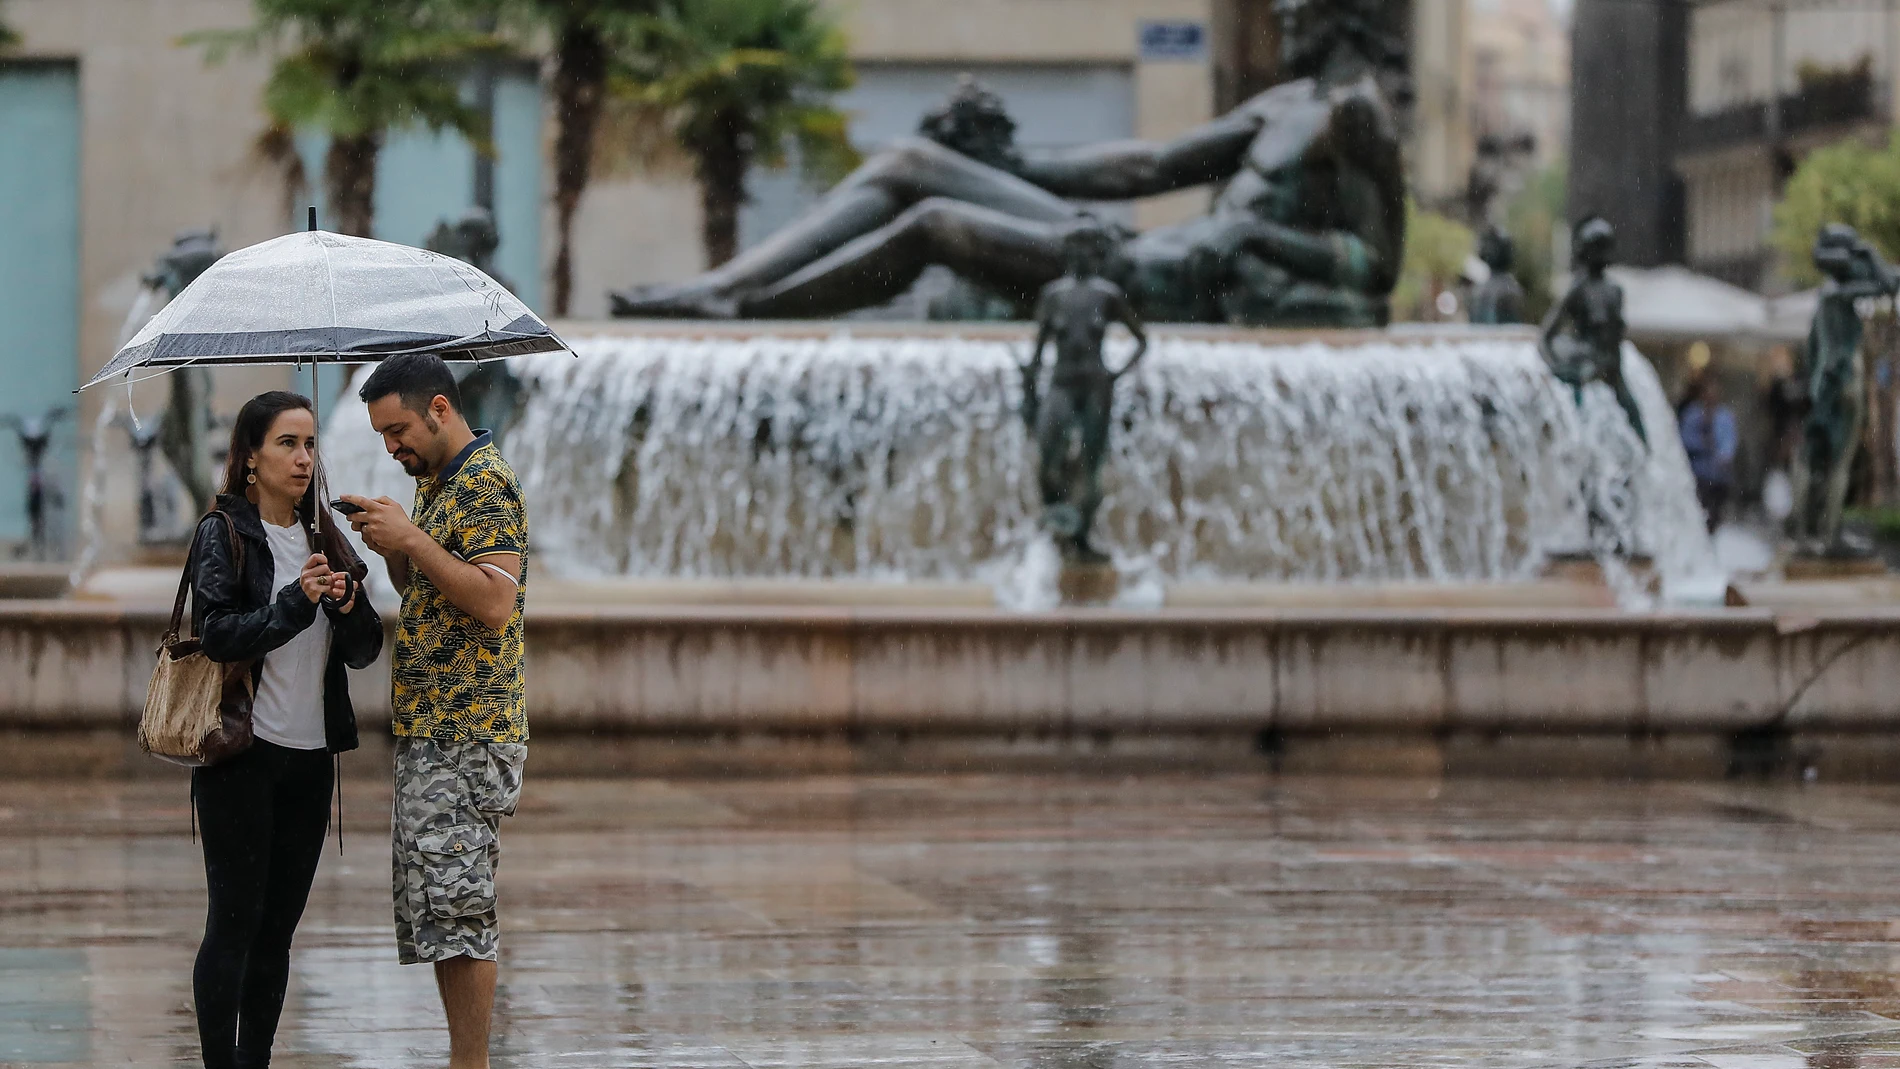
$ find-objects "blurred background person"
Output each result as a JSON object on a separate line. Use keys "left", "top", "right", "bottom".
{"left": 1680, "top": 375, "right": 1739, "bottom": 532}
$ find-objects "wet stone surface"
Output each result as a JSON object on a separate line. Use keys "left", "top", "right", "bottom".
{"left": 6, "top": 773, "right": 1900, "bottom": 1067}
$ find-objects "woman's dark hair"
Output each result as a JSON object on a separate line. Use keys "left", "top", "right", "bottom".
{"left": 220, "top": 390, "right": 365, "bottom": 579}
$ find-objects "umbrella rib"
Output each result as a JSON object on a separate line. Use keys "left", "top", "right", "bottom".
{"left": 320, "top": 233, "right": 343, "bottom": 361}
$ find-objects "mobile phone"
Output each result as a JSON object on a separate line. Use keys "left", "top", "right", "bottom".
{"left": 329, "top": 499, "right": 365, "bottom": 516}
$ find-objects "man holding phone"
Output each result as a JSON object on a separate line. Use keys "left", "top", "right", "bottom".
{"left": 338, "top": 353, "right": 527, "bottom": 1069}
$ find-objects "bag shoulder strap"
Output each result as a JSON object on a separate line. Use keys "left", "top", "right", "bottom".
{"left": 169, "top": 510, "right": 244, "bottom": 645}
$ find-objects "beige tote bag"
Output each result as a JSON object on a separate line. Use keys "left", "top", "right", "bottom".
{"left": 138, "top": 511, "right": 256, "bottom": 766}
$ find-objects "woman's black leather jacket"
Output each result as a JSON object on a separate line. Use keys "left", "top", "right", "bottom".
{"left": 188, "top": 494, "right": 383, "bottom": 754}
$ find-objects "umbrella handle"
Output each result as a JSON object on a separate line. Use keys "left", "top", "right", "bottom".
{"left": 320, "top": 572, "right": 358, "bottom": 610}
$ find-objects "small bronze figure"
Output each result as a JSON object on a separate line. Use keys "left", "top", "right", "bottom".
{"left": 142, "top": 229, "right": 222, "bottom": 298}
{"left": 1468, "top": 226, "right": 1524, "bottom": 325}
{"left": 1798, "top": 224, "right": 1898, "bottom": 554}
{"left": 1020, "top": 226, "right": 1149, "bottom": 564}
{"left": 143, "top": 229, "right": 225, "bottom": 511}
{"left": 3, "top": 406, "right": 68, "bottom": 560}
{"left": 1539, "top": 217, "right": 1646, "bottom": 445}
{"left": 425, "top": 207, "right": 513, "bottom": 293}
{"left": 426, "top": 207, "right": 521, "bottom": 436}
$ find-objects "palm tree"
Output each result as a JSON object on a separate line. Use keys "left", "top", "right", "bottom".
{"left": 191, "top": 0, "right": 498, "bottom": 237}
{"left": 626, "top": 0, "right": 856, "bottom": 268}
{"left": 511, "top": 0, "right": 657, "bottom": 317}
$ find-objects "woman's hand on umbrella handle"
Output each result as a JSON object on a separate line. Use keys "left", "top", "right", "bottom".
{"left": 299, "top": 554, "right": 332, "bottom": 604}
{"left": 324, "top": 571, "right": 357, "bottom": 613}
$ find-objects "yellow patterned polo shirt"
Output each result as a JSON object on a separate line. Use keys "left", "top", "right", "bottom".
{"left": 391, "top": 432, "right": 529, "bottom": 743}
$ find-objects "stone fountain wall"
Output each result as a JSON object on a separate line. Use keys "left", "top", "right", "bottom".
{"left": 6, "top": 599, "right": 1898, "bottom": 779}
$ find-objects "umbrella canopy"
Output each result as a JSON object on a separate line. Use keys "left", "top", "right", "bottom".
{"left": 1610, "top": 265, "right": 1770, "bottom": 343}
{"left": 84, "top": 229, "right": 566, "bottom": 390}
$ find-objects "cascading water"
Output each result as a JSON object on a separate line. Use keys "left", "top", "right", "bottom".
{"left": 70, "top": 284, "right": 167, "bottom": 587}
{"left": 321, "top": 327, "right": 1719, "bottom": 608}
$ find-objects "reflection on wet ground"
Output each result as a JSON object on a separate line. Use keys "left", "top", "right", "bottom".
{"left": 8, "top": 773, "right": 1900, "bottom": 1067}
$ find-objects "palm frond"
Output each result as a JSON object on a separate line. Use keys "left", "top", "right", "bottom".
{"left": 612, "top": 0, "right": 856, "bottom": 180}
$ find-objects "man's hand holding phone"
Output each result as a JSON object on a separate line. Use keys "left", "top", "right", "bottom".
{"left": 337, "top": 494, "right": 418, "bottom": 560}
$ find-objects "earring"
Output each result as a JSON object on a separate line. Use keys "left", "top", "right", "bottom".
{"left": 246, "top": 464, "right": 256, "bottom": 485}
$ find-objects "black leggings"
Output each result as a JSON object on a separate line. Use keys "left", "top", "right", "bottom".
{"left": 192, "top": 740, "right": 333, "bottom": 1069}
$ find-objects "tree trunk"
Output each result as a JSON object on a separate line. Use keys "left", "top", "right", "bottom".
{"left": 696, "top": 113, "right": 749, "bottom": 268}
{"left": 550, "top": 23, "right": 609, "bottom": 317}
{"left": 325, "top": 133, "right": 382, "bottom": 238}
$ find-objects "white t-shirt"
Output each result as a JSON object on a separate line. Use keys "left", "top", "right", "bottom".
{"left": 252, "top": 520, "right": 333, "bottom": 751}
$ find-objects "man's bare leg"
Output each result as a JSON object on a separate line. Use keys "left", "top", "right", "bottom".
{"left": 611, "top": 139, "right": 1081, "bottom": 317}
{"left": 435, "top": 955, "right": 497, "bottom": 1069}
{"left": 741, "top": 199, "right": 1069, "bottom": 319}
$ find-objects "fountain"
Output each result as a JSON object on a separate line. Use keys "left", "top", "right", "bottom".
{"left": 320, "top": 323, "right": 1718, "bottom": 611}
{"left": 24, "top": 0, "right": 1862, "bottom": 783}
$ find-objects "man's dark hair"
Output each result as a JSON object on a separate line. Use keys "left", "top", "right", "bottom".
{"left": 359, "top": 352, "right": 462, "bottom": 415}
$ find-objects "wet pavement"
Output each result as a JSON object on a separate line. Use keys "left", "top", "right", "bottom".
{"left": 6, "top": 772, "right": 1900, "bottom": 1068}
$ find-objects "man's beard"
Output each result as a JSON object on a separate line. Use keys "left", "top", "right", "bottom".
{"left": 396, "top": 415, "right": 442, "bottom": 477}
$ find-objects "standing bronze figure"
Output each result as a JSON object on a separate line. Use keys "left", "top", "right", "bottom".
{"left": 1020, "top": 226, "right": 1148, "bottom": 563}
{"left": 1539, "top": 217, "right": 1646, "bottom": 445}
{"left": 1468, "top": 226, "right": 1524, "bottom": 325}
{"left": 425, "top": 207, "right": 513, "bottom": 293}
{"left": 1798, "top": 224, "right": 1898, "bottom": 554}
{"left": 3, "top": 407, "right": 68, "bottom": 560}
{"left": 611, "top": 0, "right": 1406, "bottom": 327}
{"left": 425, "top": 207, "right": 522, "bottom": 437}
{"left": 144, "top": 229, "right": 225, "bottom": 511}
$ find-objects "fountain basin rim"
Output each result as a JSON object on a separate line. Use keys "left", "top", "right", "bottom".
{"left": 557, "top": 319, "right": 1540, "bottom": 346}
{"left": 12, "top": 599, "right": 1897, "bottom": 631}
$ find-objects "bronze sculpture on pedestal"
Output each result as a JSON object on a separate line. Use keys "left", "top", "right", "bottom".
{"left": 1468, "top": 226, "right": 1524, "bottom": 325}
{"left": 1020, "top": 225, "right": 1149, "bottom": 564}
{"left": 1798, "top": 223, "right": 1897, "bottom": 555}
{"left": 425, "top": 207, "right": 522, "bottom": 437}
{"left": 1539, "top": 217, "right": 1646, "bottom": 445}
{"left": 611, "top": 0, "right": 1406, "bottom": 328}
{"left": 143, "top": 229, "right": 225, "bottom": 511}
{"left": 425, "top": 207, "right": 513, "bottom": 293}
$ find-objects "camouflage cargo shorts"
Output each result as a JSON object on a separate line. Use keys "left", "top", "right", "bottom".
{"left": 392, "top": 737, "right": 528, "bottom": 965}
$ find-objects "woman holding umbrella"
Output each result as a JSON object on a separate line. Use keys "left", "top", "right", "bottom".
{"left": 187, "top": 390, "right": 382, "bottom": 1069}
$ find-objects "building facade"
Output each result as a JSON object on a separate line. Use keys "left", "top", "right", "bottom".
{"left": 1469, "top": 0, "right": 1568, "bottom": 172}
{"left": 1676, "top": 0, "right": 1897, "bottom": 293}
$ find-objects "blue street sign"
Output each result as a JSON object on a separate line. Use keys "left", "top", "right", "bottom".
{"left": 1139, "top": 20, "right": 1207, "bottom": 61}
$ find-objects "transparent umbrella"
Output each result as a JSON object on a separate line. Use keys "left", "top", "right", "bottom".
{"left": 80, "top": 211, "right": 570, "bottom": 535}
{"left": 86, "top": 214, "right": 567, "bottom": 392}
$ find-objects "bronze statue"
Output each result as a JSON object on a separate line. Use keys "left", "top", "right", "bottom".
{"left": 425, "top": 207, "right": 521, "bottom": 436}
{"left": 611, "top": 0, "right": 1405, "bottom": 327}
{"left": 1021, "top": 226, "right": 1148, "bottom": 564}
{"left": 1798, "top": 224, "right": 1897, "bottom": 554}
{"left": 1539, "top": 217, "right": 1645, "bottom": 445}
{"left": 425, "top": 207, "right": 513, "bottom": 293}
{"left": 4, "top": 406, "right": 68, "bottom": 561}
{"left": 1468, "top": 226, "right": 1524, "bottom": 325}
{"left": 143, "top": 229, "right": 224, "bottom": 511}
